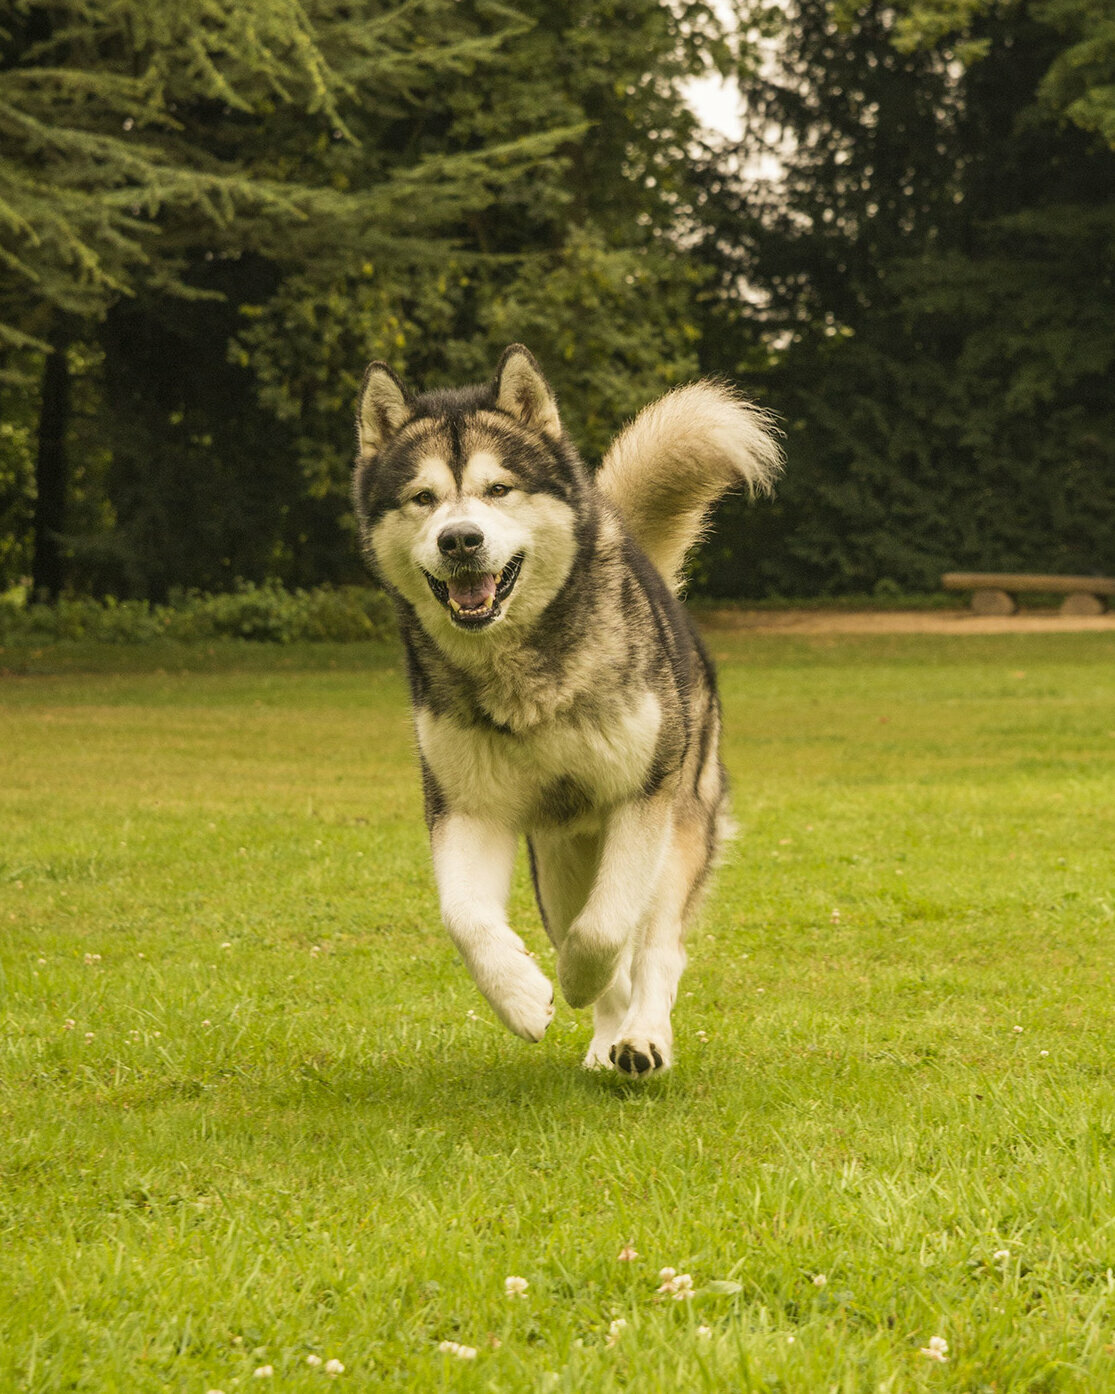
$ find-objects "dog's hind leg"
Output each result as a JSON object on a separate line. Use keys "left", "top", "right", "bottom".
{"left": 432, "top": 813, "right": 554, "bottom": 1042}
{"left": 583, "top": 965, "right": 633, "bottom": 1070}
{"left": 556, "top": 791, "right": 674, "bottom": 1011}
{"left": 609, "top": 811, "right": 712, "bottom": 1078}
{"left": 530, "top": 831, "right": 632, "bottom": 1069}
{"left": 527, "top": 830, "right": 601, "bottom": 950}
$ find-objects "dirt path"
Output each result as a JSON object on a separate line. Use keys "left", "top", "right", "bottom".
{"left": 698, "top": 607, "right": 1115, "bottom": 636}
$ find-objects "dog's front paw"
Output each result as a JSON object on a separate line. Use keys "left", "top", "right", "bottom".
{"left": 483, "top": 948, "right": 555, "bottom": 1042}
{"left": 609, "top": 1033, "right": 672, "bottom": 1079}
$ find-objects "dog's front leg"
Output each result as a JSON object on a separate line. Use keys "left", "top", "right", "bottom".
{"left": 431, "top": 813, "right": 554, "bottom": 1042}
{"left": 557, "top": 792, "right": 672, "bottom": 1011}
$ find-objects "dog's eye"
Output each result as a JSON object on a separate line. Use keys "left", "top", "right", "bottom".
{"left": 487, "top": 483, "right": 512, "bottom": 499}
{"left": 411, "top": 490, "right": 436, "bottom": 507}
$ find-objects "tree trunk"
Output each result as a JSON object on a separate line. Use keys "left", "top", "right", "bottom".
{"left": 31, "top": 326, "right": 71, "bottom": 601}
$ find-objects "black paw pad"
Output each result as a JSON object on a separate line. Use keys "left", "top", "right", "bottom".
{"left": 614, "top": 1046, "right": 653, "bottom": 1076}
{"left": 650, "top": 1044, "right": 663, "bottom": 1070}
{"left": 609, "top": 1045, "right": 618, "bottom": 1065}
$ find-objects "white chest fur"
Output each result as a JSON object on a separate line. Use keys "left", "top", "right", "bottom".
{"left": 416, "top": 690, "right": 662, "bottom": 830}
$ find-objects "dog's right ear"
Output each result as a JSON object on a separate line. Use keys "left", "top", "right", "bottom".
{"left": 357, "top": 362, "right": 411, "bottom": 455}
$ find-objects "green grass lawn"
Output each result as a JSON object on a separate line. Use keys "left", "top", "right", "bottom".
{"left": 2, "top": 632, "right": 1114, "bottom": 1392}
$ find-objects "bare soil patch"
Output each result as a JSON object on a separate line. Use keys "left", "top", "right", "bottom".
{"left": 698, "top": 607, "right": 1115, "bottom": 636}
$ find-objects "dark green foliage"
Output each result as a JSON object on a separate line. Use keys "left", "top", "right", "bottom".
{"left": 5, "top": 0, "right": 1113, "bottom": 601}
{"left": 0, "top": 0, "right": 727, "bottom": 595}
{"left": 693, "top": 0, "right": 1115, "bottom": 598}
{"left": 886, "top": 0, "right": 1115, "bottom": 148}
{"left": 0, "top": 581, "right": 393, "bottom": 644}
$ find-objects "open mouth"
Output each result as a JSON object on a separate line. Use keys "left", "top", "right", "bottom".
{"left": 423, "top": 553, "right": 524, "bottom": 629}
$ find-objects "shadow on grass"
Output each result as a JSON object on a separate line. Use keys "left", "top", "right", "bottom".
{"left": 289, "top": 1049, "right": 680, "bottom": 1119}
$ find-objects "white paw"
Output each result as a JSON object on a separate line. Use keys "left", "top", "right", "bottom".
{"left": 582, "top": 1038, "right": 616, "bottom": 1071}
{"left": 481, "top": 948, "right": 554, "bottom": 1042}
{"left": 609, "top": 1031, "right": 672, "bottom": 1079}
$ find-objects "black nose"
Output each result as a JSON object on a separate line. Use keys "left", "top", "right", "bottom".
{"left": 437, "top": 524, "right": 484, "bottom": 558}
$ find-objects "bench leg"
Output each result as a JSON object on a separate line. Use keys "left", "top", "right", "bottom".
{"left": 1060, "top": 591, "right": 1105, "bottom": 616}
{"left": 971, "top": 588, "right": 1016, "bottom": 616}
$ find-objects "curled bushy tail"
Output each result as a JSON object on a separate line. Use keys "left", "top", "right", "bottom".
{"left": 596, "top": 381, "right": 783, "bottom": 592}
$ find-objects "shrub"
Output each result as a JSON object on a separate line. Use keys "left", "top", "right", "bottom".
{"left": 0, "top": 582, "right": 395, "bottom": 645}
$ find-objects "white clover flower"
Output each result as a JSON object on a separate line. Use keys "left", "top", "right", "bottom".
{"left": 605, "top": 1318, "right": 627, "bottom": 1347}
{"left": 505, "top": 1275, "right": 528, "bottom": 1297}
{"left": 786, "top": 1334, "right": 795, "bottom": 1344}
{"left": 438, "top": 1340, "right": 476, "bottom": 1359}
{"left": 310, "top": 945, "right": 321, "bottom": 957}
{"left": 1013, "top": 1024, "right": 1023, "bottom": 1033}
{"left": 657, "top": 1269, "right": 693, "bottom": 1298}
{"left": 830, "top": 909, "right": 841, "bottom": 923}
{"left": 617, "top": 1245, "right": 639, "bottom": 1261}
{"left": 83, "top": 952, "right": 101, "bottom": 965}
{"left": 84, "top": 1031, "right": 95, "bottom": 1042}
{"left": 252, "top": 1366, "right": 274, "bottom": 1379}
{"left": 696, "top": 1325, "right": 712, "bottom": 1339}
{"left": 993, "top": 1249, "right": 1010, "bottom": 1262}
{"left": 695, "top": 1029, "right": 709, "bottom": 1043}
{"left": 306, "top": 1354, "right": 323, "bottom": 1366}
{"left": 324, "top": 1358, "right": 344, "bottom": 1375}
{"left": 1040, "top": 1049, "right": 1049, "bottom": 1057}
{"left": 918, "top": 1336, "right": 949, "bottom": 1362}
{"left": 63, "top": 1018, "right": 75, "bottom": 1031}
{"left": 812, "top": 1273, "right": 827, "bottom": 1287}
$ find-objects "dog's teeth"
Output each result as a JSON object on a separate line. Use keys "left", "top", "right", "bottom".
{"left": 495, "top": 570, "right": 503, "bottom": 584}
{"left": 448, "top": 597, "right": 461, "bottom": 613}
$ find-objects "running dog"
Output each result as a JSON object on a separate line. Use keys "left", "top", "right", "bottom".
{"left": 352, "top": 346, "right": 781, "bottom": 1076}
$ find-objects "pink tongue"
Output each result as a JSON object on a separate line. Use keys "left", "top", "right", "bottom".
{"left": 447, "top": 573, "right": 496, "bottom": 610}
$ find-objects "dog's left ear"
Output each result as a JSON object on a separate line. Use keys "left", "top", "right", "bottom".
{"left": 357, "top": 361, "right": 411, "bottom": 456}
{"left": 494, "top": 345, "right": 562, "bottom": 440}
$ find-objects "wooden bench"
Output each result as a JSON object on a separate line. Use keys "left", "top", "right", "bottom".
{"left": 941, "top": 572, "right": 1115, "bottom": 616}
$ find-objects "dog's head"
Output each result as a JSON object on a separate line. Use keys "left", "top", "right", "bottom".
{"left": 352, "top": 346, "right": 587, "bottom": 639}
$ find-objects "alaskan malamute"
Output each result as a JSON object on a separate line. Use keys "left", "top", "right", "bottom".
{"left": 353, "top": 346, "right": 781, "bottom": 1076}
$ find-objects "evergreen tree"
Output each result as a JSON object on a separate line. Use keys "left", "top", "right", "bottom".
{"left": 1, "top": 0, "right": 734, "bottom": 597}
{"left": 0, "top": 0, "right": 572, "bottom": 594}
